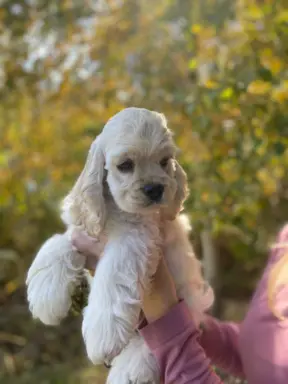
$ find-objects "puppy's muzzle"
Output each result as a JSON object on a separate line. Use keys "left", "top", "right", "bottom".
{"left": 142, "top": 183, "right": 164, "bottom": 203}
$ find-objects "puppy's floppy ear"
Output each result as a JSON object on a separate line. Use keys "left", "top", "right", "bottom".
{"left": 156, "top": 112, "right": 168, "bottom": 126}
{"left": 62, "top": 138, "right": 106, "bottom": 237}
{"left": 163, "top": 160, "right": 189, "bottom": 221}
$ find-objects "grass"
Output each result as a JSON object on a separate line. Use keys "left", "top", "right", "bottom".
{"left": 0, "top": 363, "right": 108, "bottom": 384}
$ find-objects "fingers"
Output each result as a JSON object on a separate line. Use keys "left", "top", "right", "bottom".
{"left": 142, "top": 257, "right": 178, "bottom": 323}
{"left": 71, "top": 229, "right": 103, "bottom": 272}
{"left": 85, "top": 254, "right": 98, "bottom": 270}
{"left": 71, "top": 229, "right": 100, "bottom": 257}
{"left": 151, "top": 257, "right": 174, "bottom": 290}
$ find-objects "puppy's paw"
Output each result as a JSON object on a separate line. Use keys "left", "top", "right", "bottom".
{"left": 107, "top": 335, "right": 159, "bottom": 384}
{"left": 26, "top": 234, "right": 85, "bottom": 325}
{"left": 82, "top": 304, "right": 134, "bottom": 365}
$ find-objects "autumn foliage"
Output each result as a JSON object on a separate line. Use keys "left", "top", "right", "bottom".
{"left": 0, "top": 0, "right": 287, "bottom": 382}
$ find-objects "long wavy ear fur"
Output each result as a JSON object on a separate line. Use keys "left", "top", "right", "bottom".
{"left": 163, "top": 160, "right": 189, "bottom": 221}
{"left": 62, "top": 138, "right": 106, "bottom": 236}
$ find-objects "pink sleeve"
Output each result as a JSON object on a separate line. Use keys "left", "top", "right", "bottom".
{"left": 200, "top": 316, "right": 244, "bottom": 378}
{"left": 139, "top": 301, "right": 223, "bottom": 384}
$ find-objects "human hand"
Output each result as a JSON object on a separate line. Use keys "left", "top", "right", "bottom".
{"left": 71, "top": 229, "right": 103, "bottom": 270}
{"left": 142, "top": 257, "right": 178, "bottom": 323}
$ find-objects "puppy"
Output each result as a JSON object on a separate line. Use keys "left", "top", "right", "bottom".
{"left": 26, "top": 107, "right": 214, "bottom": 384}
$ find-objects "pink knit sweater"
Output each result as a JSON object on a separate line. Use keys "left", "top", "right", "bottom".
{"left": 139, "top": 225, "right": 288, "bottom": 383}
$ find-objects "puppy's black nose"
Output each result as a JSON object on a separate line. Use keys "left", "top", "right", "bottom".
{"left": 143, "top": 183, "right": 164, "bottom": 202}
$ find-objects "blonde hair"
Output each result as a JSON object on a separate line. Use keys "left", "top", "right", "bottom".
{"left": 267, "top": 242, "right": 288, "bottom": 320}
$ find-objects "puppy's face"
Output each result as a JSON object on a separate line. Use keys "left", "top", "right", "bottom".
{"left": 104, "top": 112, "right": 178, "bottom": 215}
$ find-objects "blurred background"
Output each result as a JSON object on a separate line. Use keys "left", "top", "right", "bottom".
{"left": 0, "top": 0, "right": 287, "bottom": 382}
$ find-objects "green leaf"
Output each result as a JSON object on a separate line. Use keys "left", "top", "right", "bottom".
{"left": 220, "top": 87, "right": 234, "bottom": 100}
{"left": 189, "top": 58, "right": 197, "bottom": 70}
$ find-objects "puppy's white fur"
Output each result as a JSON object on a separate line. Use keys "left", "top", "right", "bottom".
{"left": 26, "top": 108, "right": 213, "bottom": 384}
{"left": 26, "top": 231, "right": 85, "bottom": 325}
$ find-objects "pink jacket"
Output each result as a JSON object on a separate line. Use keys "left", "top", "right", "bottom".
{"left": 139, "top": 225, "right": 288, "bottom": 383}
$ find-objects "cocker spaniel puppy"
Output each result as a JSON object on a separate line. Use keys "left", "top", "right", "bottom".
{"left": 26, "top": 107, "right": 214, "bottom": 384}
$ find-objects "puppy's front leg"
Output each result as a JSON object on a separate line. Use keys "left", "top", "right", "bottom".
{"left": 82, "top": 231, "right": 158, "bottom": 365}
{"left": 26, "top": 232, "right": 85, "bottom": 325}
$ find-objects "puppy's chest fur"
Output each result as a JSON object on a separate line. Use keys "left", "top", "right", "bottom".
{"left": 95, "top": 198, "right": 169, "bottom": 275}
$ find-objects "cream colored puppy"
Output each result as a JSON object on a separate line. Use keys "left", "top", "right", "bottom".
{"left": 26, "top": 108, "right": 213, "bottom": 384}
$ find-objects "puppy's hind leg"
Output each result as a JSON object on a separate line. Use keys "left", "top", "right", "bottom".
{"left": 107, "top": 334, "right": 159, "bottom": 384}
{"left": 26, "top": 232, "right": 85, "bottom": 325}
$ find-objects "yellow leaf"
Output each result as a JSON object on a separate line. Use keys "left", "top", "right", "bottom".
{"left": 5, "top": 280, "right": 19, "bottom": 295}
{"left": 191, "top": 24, "right": 202, "bottom": 34}
{"left": 272, "top": 88, "right": 288, "bottom": 103}
{"left": 189, "top": 58, "right": 197, "bottom": 70}
{"left": 246, "top": 5, "right": 263, "bottom": 20}
{"left": 254, "top": 126, "right": 264, "bottom": 138}
{"left": 247, "top": 80, "right": 272, "bottom": 95}
{"left": 261, "top": 48, "right": 273, "bottom": 58}
{"left": 204, "top": 80, "right": 219, "bottom": 89}
{"left": 220, "top": 87, "right": 234, "bottom": 100}
{"left": 261, "top": 56, "right": 283, "bottom": 75}
{"left": 264, "top": 182, "right": 277, "bottom": 196}
{"left": 272, "top": 82, "right": 288, "bottom": 103}
{"left": 256, "top": 169, "right": 277, "bottom": 196}
{"left": 276, "top": 11, "right": 288, "bottom": 23}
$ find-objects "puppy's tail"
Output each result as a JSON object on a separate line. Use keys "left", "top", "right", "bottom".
{"left": 26, "top": 232, "right": 85, "bottom": 326}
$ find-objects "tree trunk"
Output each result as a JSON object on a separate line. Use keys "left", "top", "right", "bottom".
{"left": 200, "top": 229, "right": 222, "bottom": 316}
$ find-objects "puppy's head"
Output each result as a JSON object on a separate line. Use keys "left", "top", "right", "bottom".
{"left": 62, "top": 108, "right": 188, "bottom": 236}
{"left": 105, "top": 108, "right": 188, "bottom": 219}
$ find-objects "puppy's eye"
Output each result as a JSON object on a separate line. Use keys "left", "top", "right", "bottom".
{"left": 117, "top": 159, "right": 134, "bottom": 172}
{"left": 160, "top": 157, "right": 170, "bottom": 168}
